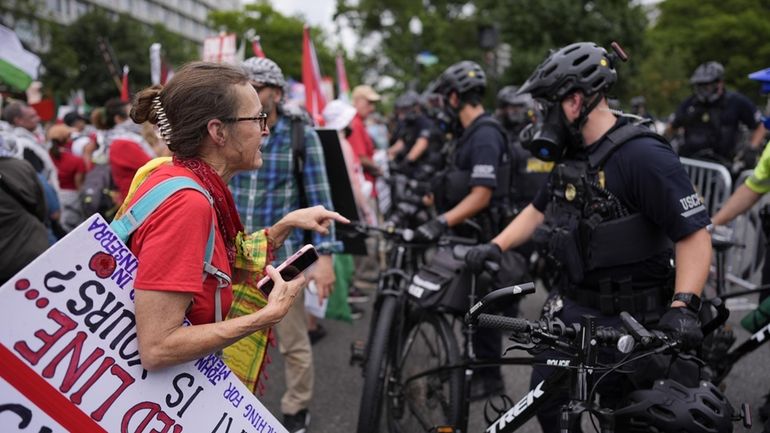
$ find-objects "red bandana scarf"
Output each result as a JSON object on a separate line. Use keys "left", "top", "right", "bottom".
{"left": 173, "top": 156, "right": 244, "bottom": 264}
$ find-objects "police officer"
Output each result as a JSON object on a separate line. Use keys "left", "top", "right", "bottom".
{"left": 387, "top": 90, "right": 442, "bottom": 175}
{"left": 668, "top": 61, "right": 765, "bottom": 164}
{"left": 495, "top": 85, "right": 551, "bottom": 213}
{"left": 465, "top": 42, "right": 712, "bottom": 432}
{"left": 412, "top": 60, "right": 520, "bottom": 399}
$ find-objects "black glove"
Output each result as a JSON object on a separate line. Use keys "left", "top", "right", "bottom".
{"left": 413, "top": 216, "right": 448, "bottom": 243}
{"left": 465, "top": 242, "right": 502, "bottom": 273}
{"left": 657, "top": 307, "right": 703, "bottom": 350}
{"left": 397, "top": 159, "right": 417, "bottom": 176}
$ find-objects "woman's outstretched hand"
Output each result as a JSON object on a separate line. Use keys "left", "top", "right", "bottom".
{"left": 270, "top": 206, "right": 350, "bottom": 246}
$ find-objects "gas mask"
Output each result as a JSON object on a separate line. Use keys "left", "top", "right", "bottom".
{"left": 519, "top": 102, "right": 572, "bottom": 162}
{"left": 502, "top": 105, "right": 529, "bottom": 129}
{"left": 694, "top": 81, "right": 722, "bottom": 104}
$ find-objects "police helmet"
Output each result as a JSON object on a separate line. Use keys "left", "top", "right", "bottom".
{"left": 614, "top": 380, "right": 734, "bottom": 433}
{"left": 395, "top": 90, "right": 421, "bottom": 109}
{"left": 518, "top": 42, "right": 617, "bottom": 102}
{"left": 435, "top": 61, "right": 486, "bottom": 96}
{"left": 690, "top": 61, "right": 725, "bottom": 85}
{"left": 497, "top": 85, "right": 534, "bottom": 108}
{"left": 242, "top": 57, "right": 287, "bottom": 89}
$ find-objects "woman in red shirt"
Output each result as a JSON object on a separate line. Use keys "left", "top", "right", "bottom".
{"left": 127, "top": 62, "right": 348, "bottom": 371}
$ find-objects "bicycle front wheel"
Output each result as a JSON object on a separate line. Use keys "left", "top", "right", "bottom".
{"left": 357, "top": 295, "right": 399, "bottom": 433}
{"left": 387, "top": 311, "right": 464, "bottom": 433}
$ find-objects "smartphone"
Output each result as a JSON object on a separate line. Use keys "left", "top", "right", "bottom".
{"left": 257, "top": 244, "right": 319, "bottom": 296}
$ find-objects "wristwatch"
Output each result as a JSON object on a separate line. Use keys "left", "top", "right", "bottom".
{"left": 672, "top": 292, "right": 702, "bottom": 313}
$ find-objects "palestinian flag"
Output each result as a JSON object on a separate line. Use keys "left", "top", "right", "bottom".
{"left": 0, "top": 24, "right": 40, "bottom": 91}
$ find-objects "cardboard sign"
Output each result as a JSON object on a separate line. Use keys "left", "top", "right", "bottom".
{"left": 0, "top": 214, "right": 286, "bottom": 433}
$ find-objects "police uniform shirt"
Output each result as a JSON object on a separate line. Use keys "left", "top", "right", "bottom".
{"left": 401, "top": 114, "right": 435, "bottom": 153}
{"left": 532, "top": 119, "right": 711, "bottom": 288}
{"left": 672, "top": 91, "right": 761, "bottom": 159}
{"left": 454, "top": 114, "right": 507, "bottom": 203}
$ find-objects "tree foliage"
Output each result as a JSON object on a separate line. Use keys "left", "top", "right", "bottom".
{"left": 336, "top": 0, "right": 648, "bottom": 103}
{"left": 208, "top": 1, "right": 358, "bottom": 89}
{"left": 638, "top": 0, "right": 770, "bottom": 116}
{"left": 41, "top": 10, "right": 198, "bottom": 105}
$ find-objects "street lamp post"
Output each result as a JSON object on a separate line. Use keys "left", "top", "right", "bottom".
{"left": 409, "top": 16, "right": 422, "bottom": 91}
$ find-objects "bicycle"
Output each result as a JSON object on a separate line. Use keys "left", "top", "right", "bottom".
{"left": 462, "top": 285, "right": 750, "bottom": 433}
{"left": 343, "top": 222, "right": 484, "bottom": 433}
{"left": 389, "top": 282, "right": 749, "bottom": 433}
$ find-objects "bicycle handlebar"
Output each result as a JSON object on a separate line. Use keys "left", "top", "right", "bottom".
{"left": 475, "top": 313, "right": 670, "bottom": 352}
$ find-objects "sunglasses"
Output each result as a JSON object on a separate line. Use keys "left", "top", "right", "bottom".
{"left": 222, "top": 112, "right": 269, "bottom": 131}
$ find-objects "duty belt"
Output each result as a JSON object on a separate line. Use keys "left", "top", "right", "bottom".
{"left": 564, "top": 280, "right": 670, "bottom": 321}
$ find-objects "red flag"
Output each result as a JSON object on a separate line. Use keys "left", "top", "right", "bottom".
{"left": 251, "top": 35, "right": 266, "bottom": 58}
{"left": 335, "top": 54, "right": 350, "bottom": 101}
{"left": 120, "top": 65, "right": 129, "bottom": 102}
{"left": 302, "top": 25, "right": 326, "bottom": 126}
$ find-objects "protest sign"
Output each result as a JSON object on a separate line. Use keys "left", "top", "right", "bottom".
{"left": 0, "top": 214, "right": 286, "bottom": 433}
{"left": 315, "top": 128, "right": 367, "bottom": 255}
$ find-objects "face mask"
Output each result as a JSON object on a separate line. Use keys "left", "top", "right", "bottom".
{"left": 503, "top": 106, "right": 528, "bottom": 128}
{"left": 519, "top": 102, "right": 571, "bottom": 162}
{"left": 694, "top": 82, "right": 721, "bottom": 104}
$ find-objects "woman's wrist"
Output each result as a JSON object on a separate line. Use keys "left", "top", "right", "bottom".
{"left": 267, "top": 219, "right": 290, "bottom": 249}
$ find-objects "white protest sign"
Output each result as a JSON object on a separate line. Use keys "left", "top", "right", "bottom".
{"left": 202, "top": 33, "right": 237, "bottom": 64}
{"left": 0, "top": 214, "right": 286, "bottom": 433}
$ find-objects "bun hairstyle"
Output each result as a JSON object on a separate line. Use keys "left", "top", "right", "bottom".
{"left": 131, "top": 61, "right": 250, "bottom": 159}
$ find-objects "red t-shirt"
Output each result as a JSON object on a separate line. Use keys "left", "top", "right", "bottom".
{"left": 348, "top": 114, "right": 375, "bottom": 178}
{"left": 52, "top": 150, "right": 86, "bottom": 190}
{"left": 128, "top": 164, "right": 233, "bottom": 325}
{"left": 110, "top": 139, "right": 152, "bottom": 203}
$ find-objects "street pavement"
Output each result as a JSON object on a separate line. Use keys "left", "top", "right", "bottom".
{"left": 258, "top": 284, "right": 770, "bottom": 433}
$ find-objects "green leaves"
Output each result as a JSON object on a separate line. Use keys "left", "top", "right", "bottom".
{"left": 40, "top": 10, "right": 198, "bottom": 105}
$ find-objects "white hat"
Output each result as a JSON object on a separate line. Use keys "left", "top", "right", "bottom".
{"left": 323, "top": 99, "right": 357, "bottom": 130}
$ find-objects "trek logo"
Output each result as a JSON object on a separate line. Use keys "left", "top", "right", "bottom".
{"left": 486, "top": 381, "right": 545, "bottom": 433}
{"left": 679, "top": 193, "right": 706, "bottom": 218}
{"left": 751, "top": 322, "right": 770, "bottom": 343}
{"left": 546, "top": 359, "right": 571, "bottom": 367}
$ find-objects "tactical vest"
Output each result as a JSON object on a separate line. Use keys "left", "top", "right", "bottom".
{"left": 432, "top": 116, "right": 512, "bottom": 240}
{"left": 535, "top": 123, "right": 673, "bottom": 287}
{"left": 507, "top": 135, "right": 553, "bottom": 211}
{"left": 679, "top": 97, "right": 726, "bottom": 159}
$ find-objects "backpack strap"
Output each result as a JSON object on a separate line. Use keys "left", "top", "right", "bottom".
{"left": 588, "top": 123, "right": 663, "bottom": 170}
{"left": 290, "top": 117, "right": 312, "bottom": 244}
{"left": 110, "top": 176, "right": 229, "bottom": 324}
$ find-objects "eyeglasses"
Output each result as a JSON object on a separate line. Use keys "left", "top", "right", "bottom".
{"left": 222, "top": 112, "right": 268, "bottom": 131}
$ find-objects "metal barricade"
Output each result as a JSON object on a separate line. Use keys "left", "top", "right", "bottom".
{"left": 725, "top": 170, "right": 767, "bottom": 292}
{"left": 679, "top": 157, "right": 733, "bottom": 217}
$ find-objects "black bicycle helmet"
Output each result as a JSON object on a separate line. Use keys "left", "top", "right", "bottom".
{"left": 614, "top": 380, "right": 734, "bottom": 433}
{"left": 435, "top": 60, "right": 486, "bottom": 96}
{"left": 395, "top": 90, "right": 421, "bottom": 109}
{"left": 690, "top": 61, "right": 725, "bottom": 85}
{"left": 497, "top": 85, "right": 534, "bottom": 108}
{"left": 518, "top": 42, "right": 617, "bottom": 102}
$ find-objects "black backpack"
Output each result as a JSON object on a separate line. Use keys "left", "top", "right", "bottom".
{"left": 81, "top": 164, "right": 117, "bottom": 220}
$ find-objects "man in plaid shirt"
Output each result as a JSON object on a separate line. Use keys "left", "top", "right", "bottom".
{"left": 230, "top": 56, "right": 341, "bottom": 433}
